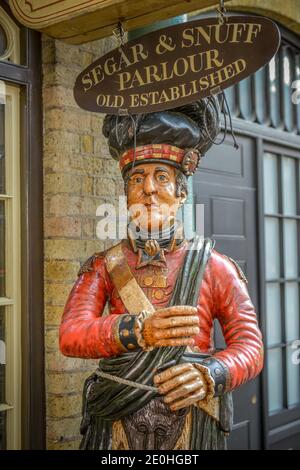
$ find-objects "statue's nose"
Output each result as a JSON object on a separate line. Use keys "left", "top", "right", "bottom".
{"left": 143, "top": 174, "right": 156, "bottom": 195}
{"left": 145, "top": 431, "right": 156, "bottom": 450}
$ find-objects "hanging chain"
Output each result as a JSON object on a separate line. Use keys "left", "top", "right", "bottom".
{"left": 113, "top": 21, "right": 125, "bottom": 47}
{"left": 217, "top": 0, "right": 228, "bottom": 25}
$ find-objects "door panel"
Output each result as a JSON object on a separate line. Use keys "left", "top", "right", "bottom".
{"left": 194, "top": 134, "right": 262, "bottom": 449}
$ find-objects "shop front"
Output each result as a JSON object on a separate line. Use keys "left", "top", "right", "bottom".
{"left": 0, "top": 0, "right": 299, "bottom": 450}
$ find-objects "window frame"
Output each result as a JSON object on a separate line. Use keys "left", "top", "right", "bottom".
{"left": 0, "top": 2, "right": 44, "bottom": 450}
{"left": 0, "top": 83, "right": 21, "bottom": 449}
{"left": 257, "top": 139, "right": 300, "bottom": 448}
{"left": 220, "top": 21, "right": 300, "bottom": 448}
{"left": 189, "top": 10, "right": 300, "bottom": 450}
{"left": 218, "top": 47, "right": 300, "bottom": 448}
{"left": 261, "top": 143, "right": 300, "bottom": 424}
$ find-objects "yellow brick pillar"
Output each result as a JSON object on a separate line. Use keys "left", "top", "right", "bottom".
{"left": 42, "top": 34, "right": 124, "bottom": 449}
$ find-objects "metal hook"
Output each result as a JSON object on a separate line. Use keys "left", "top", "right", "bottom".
{"left": 217, "top": 0, "right": 228, "bottom": 25}
{"left": 113, "top": 21, "right": 125, "bottom": 46}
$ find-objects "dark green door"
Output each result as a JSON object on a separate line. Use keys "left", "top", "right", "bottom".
{"left": 194, "top": 133, "right": 262, "bottom": 449}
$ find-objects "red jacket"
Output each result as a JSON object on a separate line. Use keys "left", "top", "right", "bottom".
{"left": 60, "top": 240, "right": 264, "bottom": 393}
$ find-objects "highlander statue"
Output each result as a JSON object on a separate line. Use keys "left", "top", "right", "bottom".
{"left": 59, "top": 97, "right": 264, "bottom": 450}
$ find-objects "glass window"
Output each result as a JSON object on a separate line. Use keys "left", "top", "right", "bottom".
{"left": 0, "top": 6, "right": 22, "bottom": 65}
{"left": 283, "top": 219, "right": 298, "bottom": 279}
{"left": 0, "top": 307, "right": 5, "bottom": 405}
{"left": 255, "top": 67, "right": 268, "bottom": 124}
{"left": 0, "top": 200, "right": 4, "bottom": 297}
{"left": 265, "top": 217, "right": 280, "bottom": 280}
{"left": 0, "top": 82, "right": 21, "bottom": 449}
{"left": 269, "top": 55, "right": 281, "bottom": 129}
{"left": 285, "top": 283, "right": 300, "bottom": 342}
{"left": 0, "top": 5, "right": 35, "bottom": 449}
{"left": 0, "top": 25, "right": 7, "bottom": 57}
{"left": 268, "top": 348, "right": 284, "bottom": 413}
{"left": 0, "top": 102, "right": 4, "bottom": 194}
{"left": 266, "top": 283, "right": 282, "bottom": 347}
{"left": 264, "top": 153, "right": 279, "bottom": 214}
{"left": 282, "top": 48, "right": 293, "bottom": 133}
{"left": 238, "top": 77, "right": 253, "bottom": 121}
{"left": 286, "top": 346, "right": 300, "bottom": 407}
{"left": 282, "top": 157, "right": 297, "bottom": 215}
{"left": 263, "top": 151, "right": 300, "bottom": 416}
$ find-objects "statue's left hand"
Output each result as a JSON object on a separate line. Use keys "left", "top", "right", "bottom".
{"left": 153, "top": 363, "right": 207, "bottom": 411}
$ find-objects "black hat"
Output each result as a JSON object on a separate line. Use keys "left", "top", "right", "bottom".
{"left": 102, "top": 96, "right": 220, "bottom": 176}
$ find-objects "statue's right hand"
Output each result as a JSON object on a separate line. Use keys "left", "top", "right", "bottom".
{"left": 141, "top": 306, "right": 199, "bottom": 348}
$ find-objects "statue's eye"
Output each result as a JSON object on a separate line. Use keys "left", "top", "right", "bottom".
{"left": 156, "top": 173, "right": 168, "bottom": 183}
{"left": 132, "top": 175, "right": 144, "bottom": 184}
{"left": 155, "top": 426, "right": 167, "bottom": 437}
{"left": 137, "top": 423, "right": 148, "bottom": 434}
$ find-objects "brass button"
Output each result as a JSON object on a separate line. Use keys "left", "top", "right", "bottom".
{"left": 215, "top": 368, "right": 221, "bottom": 376}
{"left": 143, "top": 276, "right": 153, "bottom": 287}
{"left": 153, "top": 290, "right": 164, "bottom": 300}
{"left": 127, "top": 343, "right": 136, "bottom": 350}
{"left": 217, "top": 384, "right": 223, "bottom": 392}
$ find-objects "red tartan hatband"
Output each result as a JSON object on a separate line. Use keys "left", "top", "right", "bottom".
{"left": 120, "top": 144, "right": 184, "bottom": 172}
{"left": 120, "top": 144, "right": 201, "bottom": 176}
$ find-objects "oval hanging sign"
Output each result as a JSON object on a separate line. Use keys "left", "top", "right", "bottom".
{"left": 74, "top": 16, "right": 280, "bottom": 115}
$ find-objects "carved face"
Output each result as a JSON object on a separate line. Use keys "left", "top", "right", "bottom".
{"left": 122, "top": 397, "right": 188, "bottom": 450}
{"left": 126, "top": 162, "right": 186, "bottom": 233}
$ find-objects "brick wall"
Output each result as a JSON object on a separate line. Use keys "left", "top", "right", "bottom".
{"left": 42, "top": 34, "right": 124, "bottom": 450}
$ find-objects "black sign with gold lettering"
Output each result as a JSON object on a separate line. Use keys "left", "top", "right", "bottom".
{"left": 74, "top": 16, "right": 280, "bottom": 114}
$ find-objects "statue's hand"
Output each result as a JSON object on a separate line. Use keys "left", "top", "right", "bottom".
{"left": 140, "top": 306, "right": 199, "bottom": 349}
{"left": 154, "top": 363, "right": 207, "bottom": 411}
